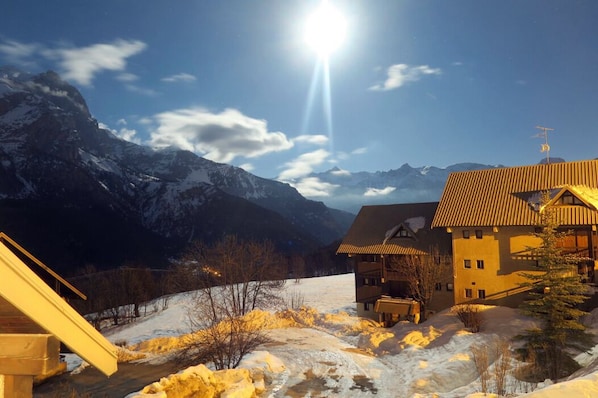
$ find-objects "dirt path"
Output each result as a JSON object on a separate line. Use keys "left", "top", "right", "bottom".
{"left": 33, "top": 361, "right": 183, "bottom": 398}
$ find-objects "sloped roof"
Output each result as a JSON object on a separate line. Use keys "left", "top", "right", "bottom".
{"left": 432, "top": 159, "right": 598, "bottom": 228}
{"left": 337, "top": 202, "right": 451, "bottom": 255}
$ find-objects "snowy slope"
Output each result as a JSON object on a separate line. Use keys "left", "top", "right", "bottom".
{"left": 62, "top": 273, "right": 598, "bottom": 397}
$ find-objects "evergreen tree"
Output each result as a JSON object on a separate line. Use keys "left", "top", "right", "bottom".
{"left": 517, "top": 194, "right": 593, "bottom": 381}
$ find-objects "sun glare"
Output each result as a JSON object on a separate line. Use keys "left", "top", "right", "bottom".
{"left": 304, "top": 2, "right": 347, "bottom": 57}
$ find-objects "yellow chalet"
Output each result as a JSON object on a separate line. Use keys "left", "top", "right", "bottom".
{"left": 337, "top": 202, "right": 453, "bottom": 324}
{"left": 432, "top": 159, "right": 598, "bottom": 306}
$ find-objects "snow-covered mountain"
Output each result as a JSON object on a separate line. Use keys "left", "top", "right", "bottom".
{"left": 309, "top": 163, "right": 503, "bottom": 213}
{"left": 0, "top": 67, "right": 353, "bottom": 273}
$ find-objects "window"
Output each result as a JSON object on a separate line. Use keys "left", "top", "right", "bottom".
{"left": 464, "top": 259, "right": 471, "bottom": 269}
{"left": 462, "top": 230, "right": 470, "bottom": 239}
{"left": 398, "top": 227, "right": 410, "bottom": 237}
{"left": 446, "top": 283, "right": 454, "bottom": 291}
{"left": 478, "top": 289, "right": 486, "bottom": 299}
{"left": 364, "top": 302, "right": 370, "bottom": 311}
{"left": 559, "top": 191, "right": 584, "bottom": 206}
{"left": 476, "top": 260, "right": 484, "bottom": 269}
{"left": 475, "top": 229, "right": 483, "bottom": 239}
{"left": 435, "top": 282, "right": 442, "bottom": 291}
{"left": 465, "top": 288, "right": 473, "bottom": 298}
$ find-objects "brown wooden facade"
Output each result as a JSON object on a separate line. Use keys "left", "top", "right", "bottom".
{"left": 337, "top": 203, "right": 454, "bottom": 322}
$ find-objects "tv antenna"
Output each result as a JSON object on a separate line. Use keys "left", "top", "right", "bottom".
{"left": 534, "top": 125, "right": 554, "bottom": 164}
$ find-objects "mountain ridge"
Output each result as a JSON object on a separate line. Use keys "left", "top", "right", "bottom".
{"left": 0, "top": 67, "right": 353, "bottom": 273}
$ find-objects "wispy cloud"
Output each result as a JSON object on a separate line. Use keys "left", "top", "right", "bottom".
{"left": 116, "top": 72, "right": 139, "bottom": 82}
{"left": 238, "top": 163, "right": 254, "bottom": 172}
{"left": 331, "top": 168, "right": 351, "bottom": 176}
{"left": 292, "top": 134, "right": 329, "bottom": 145}
{"left": 149, "top": 107, "right": 293, "bottom": 163}
{"left": 364, "top": 186, "right": 396, "bottom": 196}
{"left": 124, "top": 83, "right": 159, "bottom": 97}
{"left": 0, "top": 39, "right": 39, "bottom": 67}
{"left": 43, "top": 39, "right": 147, "bottom": 86}
{"left": 369, "top": 64, "right": 441, "bottom": 91}
{"left": 277, "top": 149, "right": 330, "bottom": 181}
{"left": 99, "top": 121, "right": 141, "bottom": 144}
{"left": 291, "top": 177, "right": 339, "bottom": 197}
{"left": 161, "top": 73, "right": 197, "bottom": 83}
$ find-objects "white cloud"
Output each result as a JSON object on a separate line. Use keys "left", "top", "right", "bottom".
{"left": 351, "top": 147, "right": 367, "bottom": 155}
{"left": 43, "top": 39, "right": 147, "bottom": 86}
{"left": 99, "top": 121, "right": 141, "bottom": 144}
{"left": 149, "top": 107, "right": 293, "bottom": 163}
{"left": 331, "top": 168, "right": 351, "bottom": 176}
{"left": 369, "top": 64, "right": 441, "bottom": 91}
{"left": 238, "top": 163, "right": 254, "bottom": 172}
{"left": 364, "top": 186, "right": 396, "bottom": 197}
{"left": 125, "top": 83, "right": 159, "bottom": 97}
{"left": 117, "top": 72, "right": 139, "bottom": 82}
{"left": 0, "top": 39, "right": 38, "bottom": 66}
{"left": 292, "top": 134, "right": 328, "bottom": 146}
{"left": 277, "top": 149, "right": 330, "bottom": 181}
{"left": 161, "top": 73, "right": 197, "bottom": 83}
{"left": 291, "top": 177, "right": 339, "bottom": 197}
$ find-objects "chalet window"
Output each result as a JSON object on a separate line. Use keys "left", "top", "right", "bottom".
{"left": 462, "top": 230, "right": 470, "bottom": 239}
{"left": 476, "top": 260, "right": 484, "bottom": 269}
{"left": 398, "top": 227, "right": 410, "bottom": 237}
{"left": 465, "top": 288, "right": 473, "bottom": 298}
{"left": 559, "top": 191, "right": 583, "bottom": 206}
{"left": 446, "top": 283, "right": 454, "bottom": 291}
{"left": 478, "top": 289, "right": 486, "bottom": 299}
{"left": 363, "top": 277, "right": 378, "bottom": 286}
{"left": 361, "top": 255, "right": 379, "bottom": 263}
{"left": 464, "top": 259, "right": 471, "bottom": 269}
{"left": 475, "top": 230, "right": 483, "bottom": 239}
{"left": 435, "top": 282, "right": 442, "bottom": 291}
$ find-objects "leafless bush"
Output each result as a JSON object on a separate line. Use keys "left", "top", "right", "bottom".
{"left": 285, "top": 290, "right": 306, "bottom": 310}
{"left": 180, "top": 299, "right": 269, "bottom": 370}
{"left": 493, "top": 339, "right": 511, "bottom": 396}
{"left": 453, "top": 304, "right": 483, "bottom": 332}
{"left": 471, "top": 344, "right": 490, "bottom": 393}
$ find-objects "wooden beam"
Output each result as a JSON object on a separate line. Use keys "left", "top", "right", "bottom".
{"left": 0, "top": 334, "right": 60, "bottom": 376}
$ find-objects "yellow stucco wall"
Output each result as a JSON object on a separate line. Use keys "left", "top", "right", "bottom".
{"left": 452, "top": 227, "right": 543, "bottom": 304}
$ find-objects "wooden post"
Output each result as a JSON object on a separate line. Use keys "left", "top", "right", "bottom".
{"left": 0, "top": 375, "right": 33, "bottom": 398}
{"left": 0, "top": 334, "right": 62, "bottom": 398}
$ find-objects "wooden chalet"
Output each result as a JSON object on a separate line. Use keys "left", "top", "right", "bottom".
{"left": 337, "top": 202, "right": 453, "bottom": 324}
{"left": 432, "top": 159, "right": 598, "bottom": 306}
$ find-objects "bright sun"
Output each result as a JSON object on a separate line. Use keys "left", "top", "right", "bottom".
{"left": 304, "top": 2, "right": 347, "bottom": 57}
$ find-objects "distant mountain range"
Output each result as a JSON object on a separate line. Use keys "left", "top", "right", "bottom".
{"left": 0, "top": 66, "right": 355, "bottom": 274}
{"left": 307, "top": 163, "right": 503, "bottom": 213}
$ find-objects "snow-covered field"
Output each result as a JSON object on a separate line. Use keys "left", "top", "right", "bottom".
{"left": 70, "top": 273, "right": 598, "bottom": 397}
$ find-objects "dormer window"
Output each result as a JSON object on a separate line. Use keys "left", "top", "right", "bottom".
{"left": 558, "top": 191, "right": 584, "bottom": 206}
{"left": 397, "top": 227, "right": 410, "bottom": 238}
{"left": 384, "top": 223, "right": 417, "bottom": 243}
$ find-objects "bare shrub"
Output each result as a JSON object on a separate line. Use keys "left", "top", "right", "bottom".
{"left": 285, "top": 290, "right": 306, "bottom": 310}
{"left": 471, "top": 344, "right": 490, "bottom": 393}
{"left": 180, "top": 302, "right": 269, "bottom": 370}
{"left": 453, "top": 304, "right": 483, "bottom": 332}
{"left": 178, "top": 236, "right": 286, "bottom": 369}
{"left": 493, "top": 338, "right": 512, "bottom": 396}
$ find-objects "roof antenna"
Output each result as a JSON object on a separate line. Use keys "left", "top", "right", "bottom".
{"left": 534, "top": 126, "right": 554, "bottom": 164}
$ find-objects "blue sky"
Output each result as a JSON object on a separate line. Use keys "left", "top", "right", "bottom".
{"left": 2, "top": 0, "right": 598, "bottom": 198}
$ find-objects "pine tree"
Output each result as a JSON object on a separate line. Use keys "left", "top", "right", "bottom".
{"left": 517, "top": 193, "right": 593, "bottom": 381}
